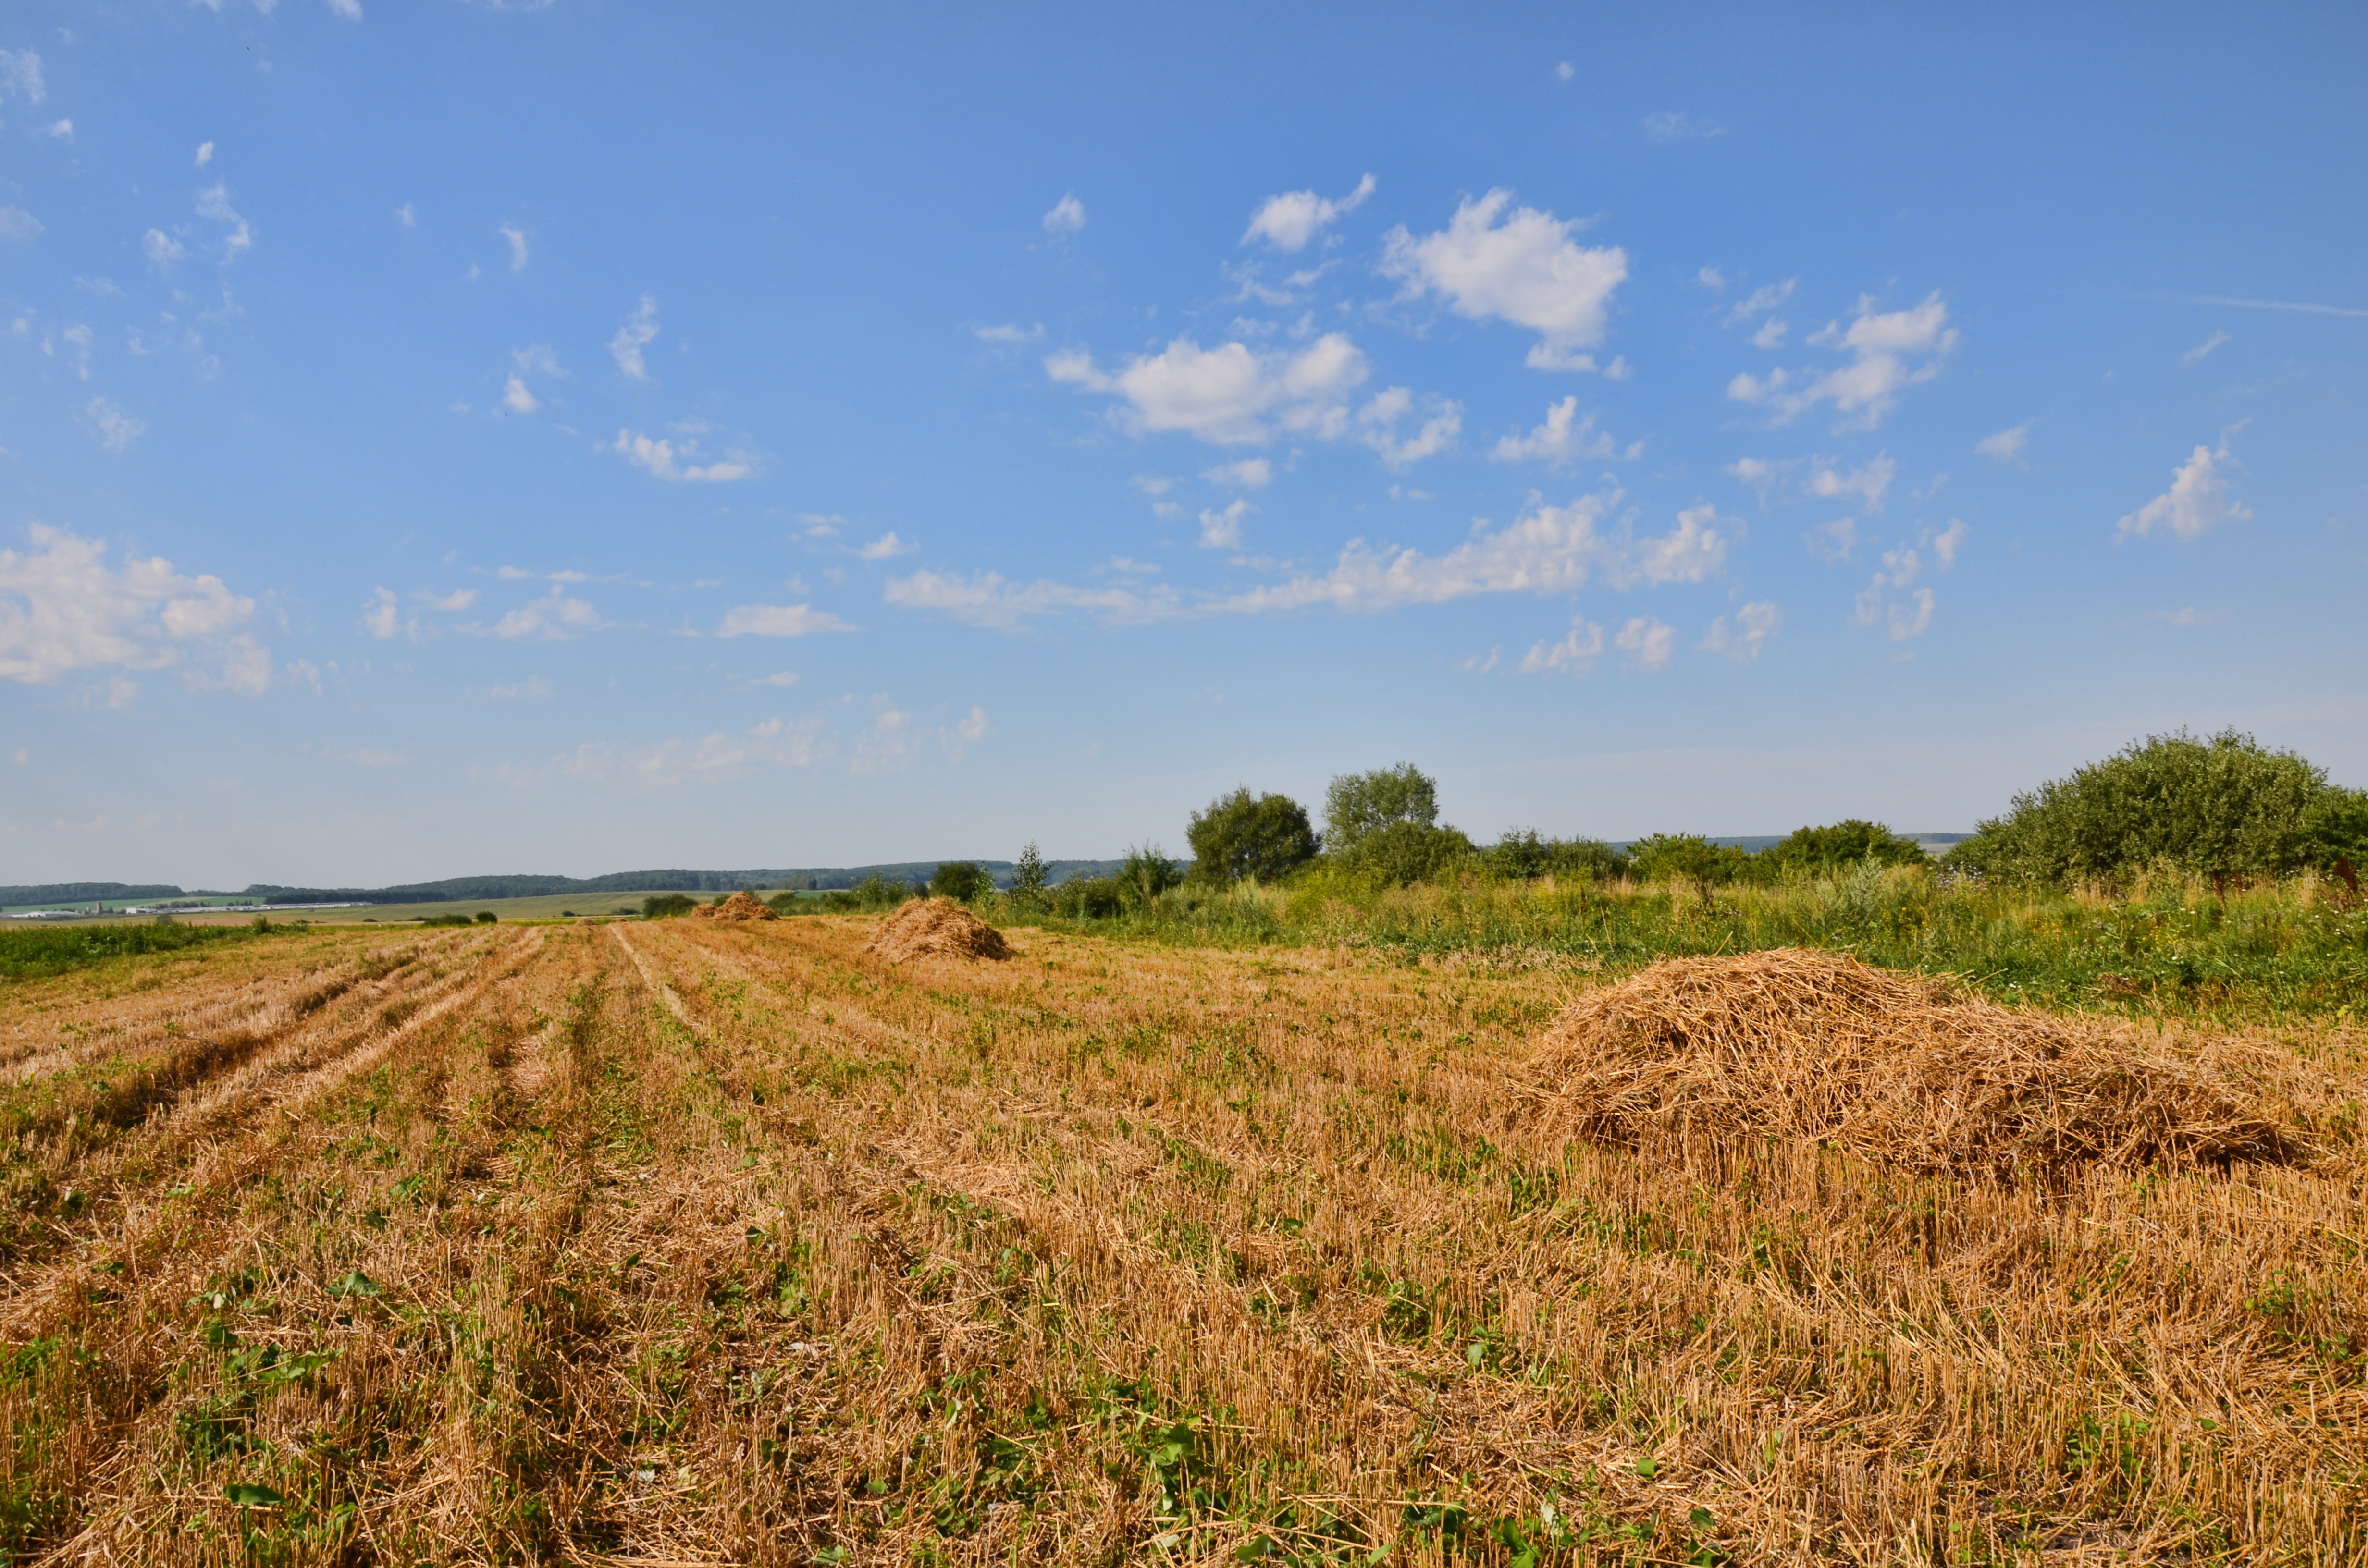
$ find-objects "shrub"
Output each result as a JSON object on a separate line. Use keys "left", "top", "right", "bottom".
{"left": 1049, "top": 876, "right": 1126, "bottom": 919}
{"left": 1342, "top": 821, "right": 1475, "bottom": 886}
{"left": 764, "top": 892, "right": 805, "bottom": 915}
{"left": 642, "top": 894, "right": 697, "bottom": 919}
{"left": 1324, "top": 764, "right": 1439, "bottom": 855}
{"left": 930, "top": 861, "right": 993, "bottom": 902}
{"left": 1628, "top": 833, "right": 1754, "bottom": 886}
{"left": 1949, "top": 729, "right": 2329, "bottom": 884}
{"left": 1764, "top": 820, "right": 1928, "bottom": 877}
{"left": 2305, "top": 787, "right": 2368, "bottom": 873}
{"left": 1119, "top": 844, "right": 1181, "bottom": 907}
{"left": 1187, "top": 788, "right": 1319, "bottom": 884}
{"left": 1487, "top": 829, "right": 1627, "bottom": 882}
{"left": 474, "top": 910, "right": 497, "bottom": 924}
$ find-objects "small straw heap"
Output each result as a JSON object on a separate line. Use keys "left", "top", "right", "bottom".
{"left": 862, "top": 897, "right": 1012, "bottom": 963}
{"left": 1525, "top": 948, "right": 2289, "bottom": 1180}
{"left": 693, "top": 890, "right": 778, "bottom": 922}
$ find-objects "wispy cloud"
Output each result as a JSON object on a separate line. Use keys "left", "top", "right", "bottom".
{"left": 1242, "top": 173, "right": 1375, "bottom": 251}
{"left": 2180, "top": 330, "right": 2231, "bottom": 366}
{"left": 1728, "top": 292, "right": 1958, "bottom": 430}
{"left": 2117, "top": 438, "right": 2250, "bottom": 542}
{"left": 858, "top": 532, "right": 915, "bottom": 560}
{"left": 1975, "top": 422, "right": 2031, "bottom": 466}
{"left": 974, "top": 321, "right": 1044, "bottom": 344}
{"left": 1643, "top": 110, "right": 1722, "bottom": 142}
{"left": 716, "top": 603, "right": 857, "bottom": 637}
{"left": 1701, "top": 600, "right": 1781, "bottom": 662}
{"left": 82, "top": 397, "right": 146, "bottom": 453}
{"left": 498, "top": 222, "right": 530, "bottom": 272}
{"left": 2146, "top": 292, "right": 2368, "bottom": 319}
{"left": 609, "top": 295, "right": 660, "bottom": 379}
{"left": 604, "top": 426, "right": 756, "bottom": 483}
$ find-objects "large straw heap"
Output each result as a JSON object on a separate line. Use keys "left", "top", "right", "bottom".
{"left": 1525, "top": 946, "right": 2292, "bottom": 1179}
{"left": 861, "top": 896, "right": 1012, "bottom": 962}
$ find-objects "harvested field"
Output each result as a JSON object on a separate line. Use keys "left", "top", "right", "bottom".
{"left": 0, "top": 915, "right": 2361, "bottom": 1564}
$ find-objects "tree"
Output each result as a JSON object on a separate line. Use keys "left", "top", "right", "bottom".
{"left": 1948, "top": 730, "right": 2329, "bottom": 883}
{"left": 1627, "top": 833, "right": 1751, "bottom": 886}
{"left": 1487, "top": 829, "right": 1626, "bottom": 882}
{"left": 1187, "top": 788, "right": 1319, "bottom": 884}
{"left": 1324, "top": 763, "right": 1438, "bottom": 854}
{"left": 642, "top": 894, "right": 696, "bottom": 919}
{"left": 1349, "top": 821, "right": 1474, "bottom": 885}
{"left": 1119, "top": 844, "right": 1180, "bottom": 907}
{"left": 1010, "top": 841, "right": 1051, "bottom": 897}
{"left": 930, "top": 861, "right": 992, "bottom": 902}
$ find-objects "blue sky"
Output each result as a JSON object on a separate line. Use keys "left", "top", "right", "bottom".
{"left": 2, "top": 2, "right": 2363, "bottom": 887}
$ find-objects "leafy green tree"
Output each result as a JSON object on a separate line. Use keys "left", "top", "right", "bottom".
{"left": 930, "top": 861, "right": 992, "bottom": 902}
{"left": 1119, "top": 844, "right": 1181, "bottom": 907}
{"left": 1627, "top": 833, "right": 1753, "bottom": 885}
{"left": 1949, "top": 729, "right": 2330, "bottom": 883}
{"left": 1011, "top": 842, "right": 1050, "bottom": 897}
{"left": 1487, "top": 829, "right": 1627, "bottom": 882}
{"left": 1323, "top": 764, "right": 1438, "bottom": 854}
{"left": 2305, "top": 788, "right": 2368, "bottom": 873}
{"left": 1765, "top": 820, "right": 1928, "bottom": 876}
{"left": 1348, "top": 821, "right": 1475, "bottom": 885}
{"left": 1187, "top": 788, "right": 1319, "bottom": 884}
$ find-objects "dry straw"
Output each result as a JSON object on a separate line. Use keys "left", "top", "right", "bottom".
{"left": 1524, "top": 946, "right": 2294, "bottom": 1179}
{"left": 692, "top": 890, "right": 778, "bottom": 922}
{"left": 862, "top": 896, "right": 1012, "bottom": 962}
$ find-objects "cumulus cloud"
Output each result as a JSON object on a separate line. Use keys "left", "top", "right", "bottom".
{"left": 1520, "top": 617, "right": 1603, "bottom": 674}
{"left": 1198, "top": 498, "right": 1250, "bottom": 549}
{"left": 1728, "top": 292, "right": 1957, "bottom": 430}
{"left": 1201, "top": 458, "right": 1271, "bottom": 489}
{"left": 608, "top": 295, "right": 659, "bottom": 379}
{"left": 82, "top": 398, "right": 146, "bottom": 453}
{"left": 1701, "top": 600, "right": 1780, "bottom": 662}
{"left": 1615, "top": 615, "right": 1675, "bottom": 670}
{"left": 2117, "top": 440, "right": 2249, "bottom": 542}
{"left": 883, "top": 492, "right": 1730, "bottom": 630}
{"left": 605, "top": 427, "right": 755, "bottom": 483}
{"left": 503, "top": 376, "right": 539, "bottom": 415}
{"left": 196, "top": 141, "right": 215, "bottom": 168}
{"left": 1490, "top": 396, "right": 1637, "bottom": 465}
{"left": 858, "top": 532, "right": 915, "bottom": 560}
{"left": 1041, "top": 193, "right": 1085, "bottom": 235}
{"left": 1242, "top": 172, "right": 1375, "bottom": 251}
{"left": 0, "top": 524, "right": 266, "bottom": 692}
{"left": 491, "top": 587, "right": 601, "bottom": 639}
{"left": 1805, "top": 453, "right": 1895, "bottom": 510}
{"left": 197, "top": 184, "right": 252, "bottom": 262}
{"left": 1381, "top": 190, "right": 1628, "bottom": 371}
{"left": 1976, "top": 421, "right": 2031, "bottom": 466}
{"left": 1048, "top": 332, "right": 1368, "bottom": 446}
{"left": 498, "top": 223, "right": 530, "bottom": 272}
{"left": 1357, "top": 386, "right": 1462, "bottom": 468}
{"left": 716, "top": 603, "right": 857, "bottom": 637}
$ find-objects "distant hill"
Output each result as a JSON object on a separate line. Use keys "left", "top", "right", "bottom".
{"left": 0, "top": 882, "right": 187, "bottom": 906}
{"left": 236, "top": 860, "right": 1130, "bottom": 905}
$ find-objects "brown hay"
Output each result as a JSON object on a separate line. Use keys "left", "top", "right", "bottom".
{"left": 692, "top": 890, "right": 777, "bottom": 922}
{"left": 1524, "top": 947, "right": 2291, "bottom": 1179}
{"left": 862, "top": 897, "right": 1011, "bottom": 963}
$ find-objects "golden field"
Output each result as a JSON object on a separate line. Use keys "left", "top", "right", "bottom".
{"left": 0, "top": 914, "right": 2361, "bottom": 1565}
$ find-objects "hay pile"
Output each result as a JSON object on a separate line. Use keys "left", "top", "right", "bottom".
{"left": 863, "top": 898, "right": 1011, "bottom": 963}
{"left": 693, "top": 891, "right": 777, "bottom": 922}
{"left": 1525, "top": 948, "right": 2287, "bottom": 1179}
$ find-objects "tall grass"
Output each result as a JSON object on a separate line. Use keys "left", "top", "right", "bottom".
{"left": 1009, "top": 865, "right": 2368, "bottom": 1019}
{"left": 0, "top": 919, "right": 261, "bottom": 982}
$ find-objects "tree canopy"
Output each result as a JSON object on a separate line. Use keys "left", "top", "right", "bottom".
{"left": 1323, "top": 764, "right": 1438, "bottom": 853}
{"left": 1186, "top": 788, "right": 1319, "bottom": 884}
{"left": 929, "top": 861, "right": 993, "bottom": 902}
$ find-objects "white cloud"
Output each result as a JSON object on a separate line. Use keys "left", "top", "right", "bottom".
{"left": 2144, "top": 607, "right": 2232, "bottom": 627}
{"left": 44, "top": 118, "right": 71, "bottom": 139}
{"left": 1701, "top": 600, "right": 1780, "bottom": 662}
{"left": 799, "top": 514, "right": 843, "bottom": 536}
{"left": 491, "top": 587, "right": 600, "bottom": 639}
{"left": 2181, "top": 331, "right": 2230, "bottom": 367}
{"left": 419, "top": 588, "right": 478, "bottom": 612}
{"left": 1928, "top": 518, "right": 1968, "bottom": 568}
{"left": 511, "top": 344, "right": 564, "bottom": 379}
{"left": 1520, "top": 617, "right": 1603, "bottom": 674}
{"left": 1805, "top": 453, "right": 1895, "bottom": 511}
{"left": 1198, "top": 498, "right": 1250, "bottom": 549}
{"left": 396, "top": 202, "right": 415, "bottom": 227}
{"left": 360, "top": 588, "right": 402, "bottom": 640}
{"left": 752, "top": 671, "right": 801, "bottom": 686}
{"left": 716, "top": 603, "right": 857, "bottom": 637}
{"left": 1696, "top": 266, "right": 1727, "bottom": 293}
{"left": 0, "top": 524, "right": 265, "bottom": 692}
{"left": 0, "top": 207, "right": 43, "bottom": 244}
{"left": 1381, "top": 190, "right": 1628, "bottom": 371}
{"left": 141, "top": 229, "right": 185, "bottom": 272}
{"left": 1728, "top": 292, "right": 1957, "bottom": 430}
{"left": 1751, "top": 318, "right": 1787, "bottom": 349}
{"left": 1041, "top": 193, "right": 1085, "bottom": 235}
{"left": 1615, "top": 616, "right": 1675, "bottom": 669}
{"left": 1048, "top": 332, "right": 1368, "bottom": 446}
{"left": 60, "top": 323, "right": 93, "bottom": 380}
{"left": 1851, "top": 546, "right": 1934, "bottom": 641}
{"left": 1724, "top": 279, "right": 1794, "bottom": 325}
{"left": 197, "top": 183, "right": 252, "bottom": 262}
{"left": 956, "top": 705, "right": 988, "bottom": 742}
{"left": 1357, "top": 386, "right": 1462, "bottom": 468}
{"left": 0, "top": 49, "right": 44, "bottom": 105}
{"left": 1642, "top": 110, "right": 1721, "bottom": 142}
{"left": 324, "top": 0, "right": 363, "bottom": 20}
{"left": 82, "top": 398, "right": 146, "bottom": 453}
{"left": 502, "top": 375, "right": 539, "bottom": 415}
{"left": 1975, "top": 421, "right": 2031, "bottom": 466}
{"left": 605, "top": 427, "right": 755, "bottom": 483}
{"left": 2116, "top": 440, "right": 2249, "bottom": 543}
{"left": 519, "top": 718, "right": 832, "bottom": 789}
{"left": 1201, "top": 458, "right": 1271, "bottom": 489}
{"left": 487, "top": 675, "right": 553, "bottom": 700}
{"left": 974, "top": 321, "right": 1044, "bottom": 344}
{"left": 196, "top": 141, "right": 215, "bottom": 168}
{"left": 608, "top": 295, "right": 659, "bottom": 379}
{"left": 1556, "top": 61, "right": 1574, "bottom": 81}
{"left": 1804, "top": 517, "right": 1858, "bottom": 563}
{"left": 858, "top": 532, "right": 915, "bottom": 560}
{"left": 1133, "top": 474, "right": 1178, "bottom": 496}
{"left": 1724, "top": 456, "right": 1785, "bottom": 502}
{"left": 1242, "top": 173, "right": 1375, "bottom": 252}
{"left": 1490, "top": 396, "right": 1636, "bottom": 465}
{"left": 883, "top": 571, "right": 1182, "bottom": 631}
{"left": 498, "top": 222, "right": 530, "bottom": 272}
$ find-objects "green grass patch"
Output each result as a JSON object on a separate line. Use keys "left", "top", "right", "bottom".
{"left": 0, "top": 920, "right": 264, "bottom": 982}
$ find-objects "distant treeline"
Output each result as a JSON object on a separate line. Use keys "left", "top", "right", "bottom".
{"left": 228, "top": 861, "right": 1132, "bottom": 906}
{"left": 0, "top": 883, "right": 189, "bottom": 906}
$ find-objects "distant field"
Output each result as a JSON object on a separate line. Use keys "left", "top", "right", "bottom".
{"left": 0, "top": 912, "right": 2357, "bottom": 1561}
